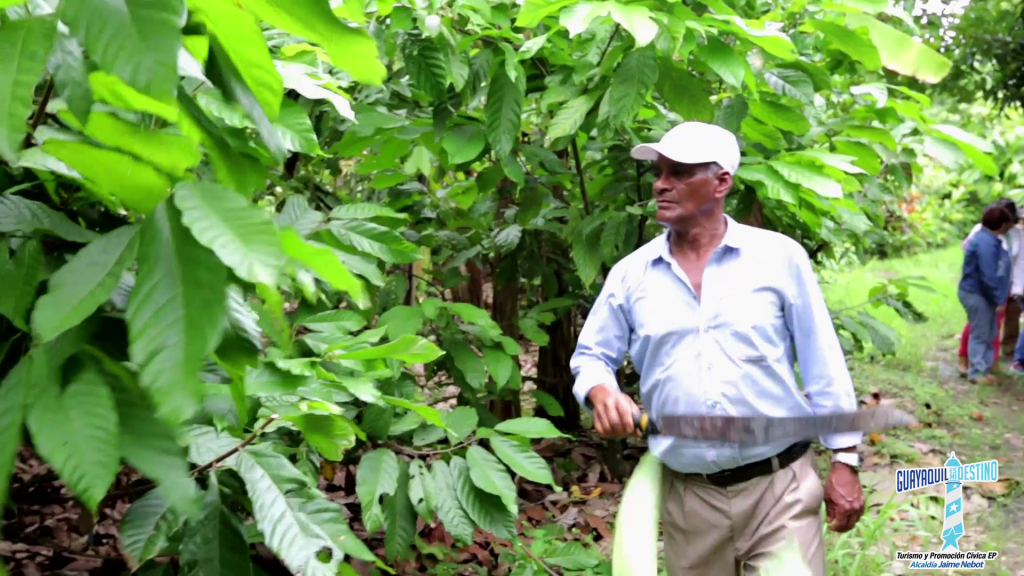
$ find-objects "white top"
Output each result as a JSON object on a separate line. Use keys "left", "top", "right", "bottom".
{"left": 965, "top": 223, "right": 1024, "bottom": 295}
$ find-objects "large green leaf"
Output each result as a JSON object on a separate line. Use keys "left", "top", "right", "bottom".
{"left": 0, "top": 15, "right": 57, "bottom": 163}
{"left": 608, "top": 1, "right": 658, "bottom": 47}
{"left": 234, "top": 447, "right": 344, "bottom": 576}
{"left": 48, "top": 33, "right": 92, "bottom": 125}
{"left": 31, "top": 225, "right": 140, "bottom": 342}
{"left": 489, "top": 436, "right": 555, "bottom": 487}
{"left": 383, "top": 459, "right": 416, "bottom": 561}
{"left": 120, "top": 490, "right": 186, "bottom": 569}
{"left": 484, "top": 67, "right": 523, "bottom": 159}
{"left": 127, "top": 201, "right": 227, "bottom": 423}
{"left": 280, "top": 228, "right": 370, "bottom": 308}
{"left": 656, "top": 64, "right": 713, "bottom": 122}
{"left": 188, "top": 0, "right": 282, "bottom": 120}
{"left": 274, "top": 99, "right": 323, "bottom": 155}
{"left": 60, "top": 0, "right": 185, "bottom": 100}
{"left": 356, "top": 447, "right": 400, "bottom": 535}
{"left": 407, "top": 459, "right": 435, "bottom": 522}
{"left": 546, "top": 93, "right": 598, "bottom": 143}
{"left": 174, "top": 182, "right": 286, "bottom": 287}
{"left": 769, "top": 160, "right": 843, "bottom": 198}
{"left": 809, "top": 20, "right": 881, "bottom": 70}
{"left": 465, "top": 445, "right": 518, "bottom": 513}
{"left": 235, "top": 0, "right": 385, "bottom": 85}
{"left": 89, "top": 70, "right": 178, "bottom": 121}
{"left": 0, "top": 354, "right": 31, "bottom": 509}
{"left": 481, "top": 346, "right": 515, "bottom": 389}
{"left": 292, "top": 414, "right": 358, "bottom": 461}
{"left": 605, "top": 47, "right": 657, "bottom": 126}
{"left": 449, "top": 456, "right": 516, "bottom": 540}
{"left": 276, "top": 60, "right": 354, "bottom": 121}
{"left": 334, "top": 334, "right": 444, "bottom": 363}
{"left": 404, "top": 38, "right": 449, "bottom": 99}
{"left": 58, "top": 110, "right": 201, "bottom": 177}
{"left": 42, "top": 140, "right": 174, "bottom": 214}
{"left": 0, "top": 238, "right": 45, "bottom": 332}
{"left": 747, "top": 99, "right": 810, "bottom": 135}
{"left": 736, "top": 164, "right": 799, "bottom": 204}
{"left": 701, "top": 35, "right": 747, "bottom": 90}
{"left": 493, "top": 417, "right": 569, "bottom": 439}
{"left": 429, "top": 460, "right": 475, "bottom": 545}
{"left": 179, "top": 483, "right": 254, "bottom": 576}
{"left": 26, "top": 367, "right": 119, "bottom": 514}
{"left": 177, "top": 90, "right": 267, "bottom": 197}
{"left": 442, "top": 125, "right": 486, "bottom": 164}
{"left": 846, "top": 13, "right": 952, "bottom": 83}
{"left": 329, "top": 219, "right": 420, "bottom": 263}
{"left": 446, "top": 338, "right": 487, "bottom": 389}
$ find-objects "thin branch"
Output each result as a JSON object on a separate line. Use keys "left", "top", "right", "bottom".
{"left": 411, "top": 273, "right": 450, "bottom": 301}
{"left": 571, "top": 137, "right": 591, "bottom": 215}
{"left": 597, "top": 26, "right": 621, "bottom": 70}
{"left": 829, "top": 294, "right": 890, "bottom": 316}
{"left": 191, "top": 414, "right": 280, "bottom": 477}
{"left": 388, "top": 438, "right": 474, "bottom": 457}
{"left": 517, "top": 541, "right": 559, "bottom": 576}
{"left": 23, "top": 78, "right": 54, "bottom": 148}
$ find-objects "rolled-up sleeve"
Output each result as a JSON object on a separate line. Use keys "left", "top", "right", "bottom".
{"left": 570, "top": 264, "right": 632, "bottom": 408}
{"left": 784, "top": 244, "right": 862, "bottom": 449}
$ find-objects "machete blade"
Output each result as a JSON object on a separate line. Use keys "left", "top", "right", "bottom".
{"left": 654, "top": 406, "right": 917, "bottom": 445}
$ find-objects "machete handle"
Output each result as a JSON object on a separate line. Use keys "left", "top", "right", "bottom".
{"left": 584, "top": 397, "right": 658, "bottom": 436}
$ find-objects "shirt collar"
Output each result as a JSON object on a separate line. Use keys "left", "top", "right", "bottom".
{"left": 653, "top": 215, "right": 745, "bottom": 262}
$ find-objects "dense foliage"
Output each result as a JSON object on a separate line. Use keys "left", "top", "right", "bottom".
{"left": 0, "top": 0, "right": 1007, "bottom": 573}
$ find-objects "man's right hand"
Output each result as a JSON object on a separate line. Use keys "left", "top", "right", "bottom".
{"left": 588, "top": 385, "right": 641, "bottom": 438}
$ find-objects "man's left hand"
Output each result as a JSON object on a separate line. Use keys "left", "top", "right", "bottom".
{"left": 824, "top": 462, "right": 864, "bottom": 533}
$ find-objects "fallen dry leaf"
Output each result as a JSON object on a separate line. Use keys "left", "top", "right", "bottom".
{"left": 523, "top": 506, "right": 546, "bottom": 521}
{"left": 586, "top": 514, "right": 613, "bottom": 540}
{"left": 570, "top": 485, "right": 602, "bottom": 499}
{"left": 974, "top": 479, "right": 1016, "bottom": 498}
{"left": 971, "top": 412, "right": 984, "bottom": 421}
{"left": 869, "top": 433, "right": 883, "bottom": 445}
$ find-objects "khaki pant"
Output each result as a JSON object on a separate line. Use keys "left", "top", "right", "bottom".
{"left": 661, "top": 452, "right": 826, "bottom": 576}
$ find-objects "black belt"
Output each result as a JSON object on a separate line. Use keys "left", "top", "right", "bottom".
{"left": 687, "top": 441, "right": 811, "bottom": 488}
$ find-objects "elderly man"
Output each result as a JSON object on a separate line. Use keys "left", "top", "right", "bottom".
{"left": 570, "top": 122, "right": 864, "bottom": 575}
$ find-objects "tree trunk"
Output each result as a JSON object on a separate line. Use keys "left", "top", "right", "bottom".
{"left": 451, "top": 260, "right": 484, "bottom": 307}
{"left": 489, "top": 179, "right": 521, "bottom": 421}
{"left": 535, "top": 309, "right": 579, "bottom": 430}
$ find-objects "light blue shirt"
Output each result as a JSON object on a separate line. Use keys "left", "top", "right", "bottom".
{"left": 570, "top": 216, "right": 861, "bottom": 474}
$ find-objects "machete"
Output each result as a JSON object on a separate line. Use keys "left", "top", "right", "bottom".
{"left": 585, "top": 399, "right": 916, "bottom": 445}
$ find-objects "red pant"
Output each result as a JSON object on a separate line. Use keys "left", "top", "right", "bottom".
{"left": 959, "top": 308, "right": 1006, "bottom": 365}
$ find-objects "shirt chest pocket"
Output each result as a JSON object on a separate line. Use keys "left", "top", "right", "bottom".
{"left": 712, "top": 287, "right": 788, "bottom": 362}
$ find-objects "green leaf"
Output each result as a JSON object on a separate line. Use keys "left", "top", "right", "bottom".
{"left": 276, "top": 61, "right": 353, "bottom": 121}
{"left": 383, "top": 459, "right": 416, "bottom": 561}
{"left": 177, "top": 91, "right": 267, "bottom": 197}
{"left": 42, "top": 140, "right": 174, "bottom": 214}
{"left": 274, "top": 99, "right": 323, "bottom": 154}
{"left": 179, "top": 484, "right": 254, "bottom": 576}
{"left": 560, "top": 2, "right": 610, "bottom": 37}
{"left": 546, "top": 93, "right": 597, "bottom": 143}
{"left": 335, "top": 334, "right": 444, "bottom": 363}
{"left": 442, "top": 124, "right": 486, "bottom": 164}
{"left": 31, "top": 225, "right": 140, "bottom": 342}
{"left": 656, "top": 64, "right": 713, "bottom": 122}
{"left": 26, "top": 367, "right": 119, "bottom": 514}
{"left": 481, "top": 346, "right": 515, "bottom": 389}
{"left": 90, "top": 71, "right": 179, "bottom": 122}
{"left": 790, "top": 150, "right": 866, "bottom": 175}
{"left": 931, "top": 124, "right": 994, "bottom": 153}
{"left": 449, "top": 456, "right": 516, "bottom": 540}
{"left": 377, "top": 305, "right": 424, "bottom": 339}
{"left": 356, "top": 448, "right": 400, "bottom": 534}
{"left": 329, "top": 202, "right": 409, "bottom": 221}
{"left": 61, "top": 0, "right": 184, "bottom": 99}
{"left": 809, "top": 20, "right": 881, "bottom": 70}
{"left": 769, "top": 160, "right": 843, "bottom": 198}
{"left": 47, "top": 33, "right": 92, "bottom": 125}
{"left": 608, "top": 1, "right": 658, "bottom": 47}
{"left": 446, "top": 338, "right": 487, "bottom": 389}
{"left": 444, "top": 406, "right": 479, "bottom": 443}
{"left": 120, "top": 491, "right": 186, "bottom": 569}
{"left": 381, "top": 396, "right": 447, "bottom": 430}
{"left": 701, "top": 35, "right": 747, "bottom": 90}
{"left": 0, "top": 239, "right": 44, "bottom": 332}
{"left": 329, "top": 220, "right": 420, "bottom": 264}
{"left": 235, "top": 0, "right": 386, "bottom": 85}
{"left": 606, "top": 47, "right": 658, "bottom": 126}
{"left": 235, "top": 446, "right": 348, "bottom": 575}
{"left": 484, "top": 68, "right": 523, "bottom": 160}
{"left": 747, "top": 99, "right": 810, "bottom": 135}
{"left": 490, "top": 436, "right": 555, "bottom": 486}
{"left": 494, "top": 417, "right": 569, "bottom": 439}
{"left": 531, "top": 390, "right": 565, "bottom": 417}
{"left": 763, "top": 69, "right": 815, "bottom": 104}
{"left": 188, "top": 0, "right": 282, "bottom": 120}
{"left": 404, "top": 39, "right": 448, "bottom": 99}
{"left": 292, "top": 414, "right": 358, "bottom": 461}
{"left": 277, "top": 195, "right": 325, "bottom": 236}
{"left": 174, "top": 182, "right": 286, "bottom": 287}
{"left": 0, "top": 16, "right": 57, "bottom": 163}
{"left": 846, "top": 13, "right": 952, "bottom": 83}
{"left": 465, "top": 445, "right": 518, "bottom": 513}
{"left": 127, "top": 201, "right": 227, "bottom": 423}
{"left": 494, "top": 224, "right": 523, "bottom": 254}
{"left": 714, "top": 96, "right": 748, "bottom": 134}
{"left": 302, "top": 309, "right": 367, "bottom": 334}
{"left": 0, "top": 355, "right": 31, "bottom": 509}
{"left": 844, "top": 125, "right": 897, "bottom": 150}
{"left": 429, "top": 460, "right": 475, "bottom": 545}
{"left": 408, "top": 459, "right": 435, "bottom": 523}
{"left": 107, "top": 373, "right": 200, "bottom": 517}
{"left": 547, "top": 541, "right": 600, "bottom": 570}
{"left": 59, "top": 110, "right": 200, "bottom": 177}
{"left": 281, "top": 229, "right": 370, "bottom": 309}
{"left": 736, "top": 164, "right": 799, "bottom": 204}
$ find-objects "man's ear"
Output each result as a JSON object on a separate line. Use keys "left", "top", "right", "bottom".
{"left": 714, "top": 171, "right": 734, "bottom": 197}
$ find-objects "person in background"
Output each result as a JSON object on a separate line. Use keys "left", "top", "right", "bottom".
{"left": 957, "top": 198, "right": 1022, "bottom": 377}
{"left": 959, "top": 203, "right": 1015, "bottom": 384}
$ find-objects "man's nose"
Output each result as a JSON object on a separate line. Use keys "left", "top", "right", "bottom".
{"left": 654, "top": 177, "right": 671, "bottom": 196}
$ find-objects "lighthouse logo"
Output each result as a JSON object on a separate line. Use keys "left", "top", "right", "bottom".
{"left": 893, "top": 452, "right": 1000, "bottom": 570}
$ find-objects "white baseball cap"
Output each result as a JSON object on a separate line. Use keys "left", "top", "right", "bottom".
{"left": 630, "top": 122, "right": 741, "bottom": 175}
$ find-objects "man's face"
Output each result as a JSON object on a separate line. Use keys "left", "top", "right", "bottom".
{"left": 652, "top": 156, "right": 731, "bottom": 226}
